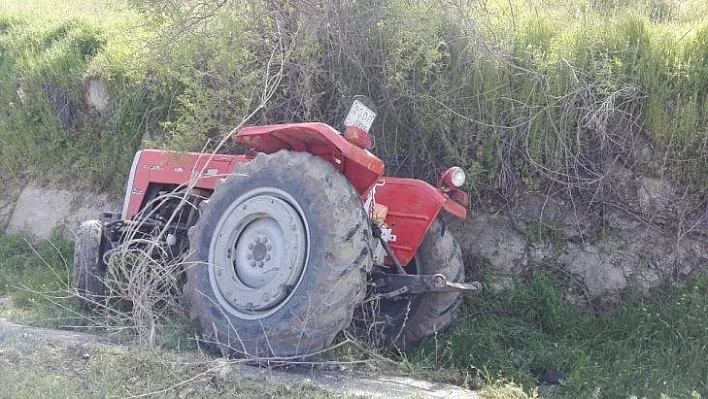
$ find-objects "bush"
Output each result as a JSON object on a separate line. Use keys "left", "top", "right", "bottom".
{"left": 127, "top": 0, "right": 707, "bottom": 204}
{"left": 2, "top": 0, "right": 705, "bottom": 203}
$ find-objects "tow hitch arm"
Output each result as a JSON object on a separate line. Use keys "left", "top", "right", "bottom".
{"left": 371, "top": 221, "right": 482, "bottom": 298}
{"left": 372, "top": 273, "right": 482, "bottom": 299}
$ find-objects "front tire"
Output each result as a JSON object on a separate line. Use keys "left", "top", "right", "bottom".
{"left": 72, "top": 220, "right": 108, "bottom": 310}
{"left": 183, "top": 151, "right": 372, "bottom": 358}
{"left": 371, "top": 218, "right": 464, "bottom": 351}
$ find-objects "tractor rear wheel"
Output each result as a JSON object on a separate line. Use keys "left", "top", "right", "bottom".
{"left": 73, "top": 220, "right": 108, "bottom": 310}
{"left": 183, "top": 151, "right": 372, "bottom": 358}
{"left": 373, "top": 218, "right": 464, "bottom": 351}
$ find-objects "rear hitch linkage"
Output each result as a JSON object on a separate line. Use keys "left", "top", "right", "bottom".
{"left": 372, "top": 273, "right": 482, "bottom": 299}
{"left": 371, "top": 222, "right": 482, "bottom": 297}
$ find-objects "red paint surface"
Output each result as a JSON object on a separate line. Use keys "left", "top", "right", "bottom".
{"left": 124, "top": 123, "right": 467, "bottom": 266}
{"left": 124, "top": 150, "right": 247, "bottom": 219}
{"left": 236, "top": 123, "right": 384, "bottom": 194}
{"left": 374, "top": 177, "right": 467, "bottom": 266}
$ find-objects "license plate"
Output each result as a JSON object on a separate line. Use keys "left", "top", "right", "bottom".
{"left": 344, "top": 100, "right": 377, "bottom": 133}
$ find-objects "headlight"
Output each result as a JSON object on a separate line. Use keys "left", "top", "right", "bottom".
{"left": 439, "top": 166, "right": 466, "bottom": 188}
{"left": 450, "top": 167, "right": 466, "bottom": 187}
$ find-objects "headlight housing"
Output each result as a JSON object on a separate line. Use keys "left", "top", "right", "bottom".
{"left": 439, "top": 166, "right": 466, "bottom": 188}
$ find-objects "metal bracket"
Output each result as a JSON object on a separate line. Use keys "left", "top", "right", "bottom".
{"left": 372, "top": 272, "right": 482, "bottom": 296}
{"left": 371, "top": 222, "right": 407, "bottom": 274}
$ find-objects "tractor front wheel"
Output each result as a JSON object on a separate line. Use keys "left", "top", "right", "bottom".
{"left": 183, "top": 151, "right": 372, "bottom": 358}
{"left": 72, "top": 220, "right": 108, "bottom": 310}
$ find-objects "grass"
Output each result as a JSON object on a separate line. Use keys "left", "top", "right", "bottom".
{"left": 0, "top": 0, "right": 158, "bottom": 194}
{"left": 0, "top": 0, "right": 707, "bottom": 396}
{"left": 1, "top": 0, "right": 706, "bottom": 199}
{"left": 0, "top": 231, "right": 79, "bottom": 327}
{"left": 0, "top": 231, "right": 200, "bottom": 351}
{"left": 408, "top": 271, "right": 708, "bottom": 398}
{"left": 1, "top": 232, "right": 705, "bottom": 397}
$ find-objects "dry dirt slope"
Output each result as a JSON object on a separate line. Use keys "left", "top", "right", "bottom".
{"left": 0, "top": 318, "right": 478, "bottom": 398}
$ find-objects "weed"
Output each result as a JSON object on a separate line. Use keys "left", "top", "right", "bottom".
{"left": 0, "top": 331, "right": 332, "bottom": 397}
{"left": 0, "top": 231, "right": 81, "bottom": 327}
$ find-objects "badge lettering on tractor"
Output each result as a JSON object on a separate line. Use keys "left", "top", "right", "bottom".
{"left": 142, "top": 164, "right": 165, "bottom": 171}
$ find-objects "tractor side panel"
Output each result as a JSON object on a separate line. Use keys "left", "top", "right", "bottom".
{"left": 121, "top": 150, "right": 248, "bottom": 219}
{"left": 371, "top": 177, "right": 449, "bottom": 266}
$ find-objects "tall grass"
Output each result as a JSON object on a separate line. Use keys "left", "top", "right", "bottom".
{"left": 0, "top": 231, "right": 78, "bottom": 327}
{"left": 1, "top": 2, "right": 705, "bottom": 396}
{"left": 1, "top": 230, "right": 705, "bottom": 397}
{"left": 0, "top": 0, "right": 162, "bottom": 194}
{"left": 1, "top": 0, "right": 705, "bottom": 201}
{"left": 120, "top": 0, "right": 707, "bottom": 203}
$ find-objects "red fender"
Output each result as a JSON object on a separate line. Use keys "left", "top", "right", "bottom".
{"left": 371, "top": 177, "right": 467, "bottom": 266}
{"left": 236, "top": 122, "right": 384, "bottom": 195}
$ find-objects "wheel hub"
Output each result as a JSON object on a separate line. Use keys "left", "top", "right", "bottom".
{"left": 251, "top": 240, "right": 268, "bottom": 263}
{"left": 209, "top": 191, "right": 308, "bottom": 318}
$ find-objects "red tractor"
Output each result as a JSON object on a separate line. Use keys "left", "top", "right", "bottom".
{"left": 73, "top": 98, "right": 480, "bottom": 358}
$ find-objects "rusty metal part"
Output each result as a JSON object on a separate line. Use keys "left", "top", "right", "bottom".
{"left": 373, "top": 203, "right": 388, "bottom": 225}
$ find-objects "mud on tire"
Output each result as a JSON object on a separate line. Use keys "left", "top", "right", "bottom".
{"left": 183, "top": 151, "right": 372, "bottom": 358}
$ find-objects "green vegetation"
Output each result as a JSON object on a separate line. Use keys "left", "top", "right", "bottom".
{"left": 0, "top": 0, "right": 161, "bottom": 193}
{"left": 0, "top": 231, "right": 79, "bottom": 326}
{"left": 1, "top": 0, "right": 706, "bottom": 198}
{"left": 1, "top": 0, "right": 707, "bottom": 397}
{"left": 409, "top": 272, "right": 708, "bottom": 397}
{"left": 0, "top": 330, "right": 332, "bottom": 397}
{"left": 1, "top": 232, "right": 705, "bottom": 397}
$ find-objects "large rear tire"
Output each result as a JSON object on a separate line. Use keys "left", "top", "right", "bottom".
{"left": 372, "top": 218, "right": 464, "bottom": 351}
{"left": 183, "top": 151, "right": 372, "bottom": 358}
{"left": 72, "top": 220, "right": 108, "bottom": 310}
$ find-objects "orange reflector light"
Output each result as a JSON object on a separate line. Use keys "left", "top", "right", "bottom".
{"left": 343, "top": 126, "right": 373, "bottom": 150}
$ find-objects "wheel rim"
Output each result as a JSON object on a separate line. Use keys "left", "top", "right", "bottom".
{"left": 208, "top": 188, "right": 309, "bottom": 320}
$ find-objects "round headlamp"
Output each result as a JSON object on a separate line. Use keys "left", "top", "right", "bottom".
{"left": 441, "top": 166, "right": 466, "bottom": 188}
